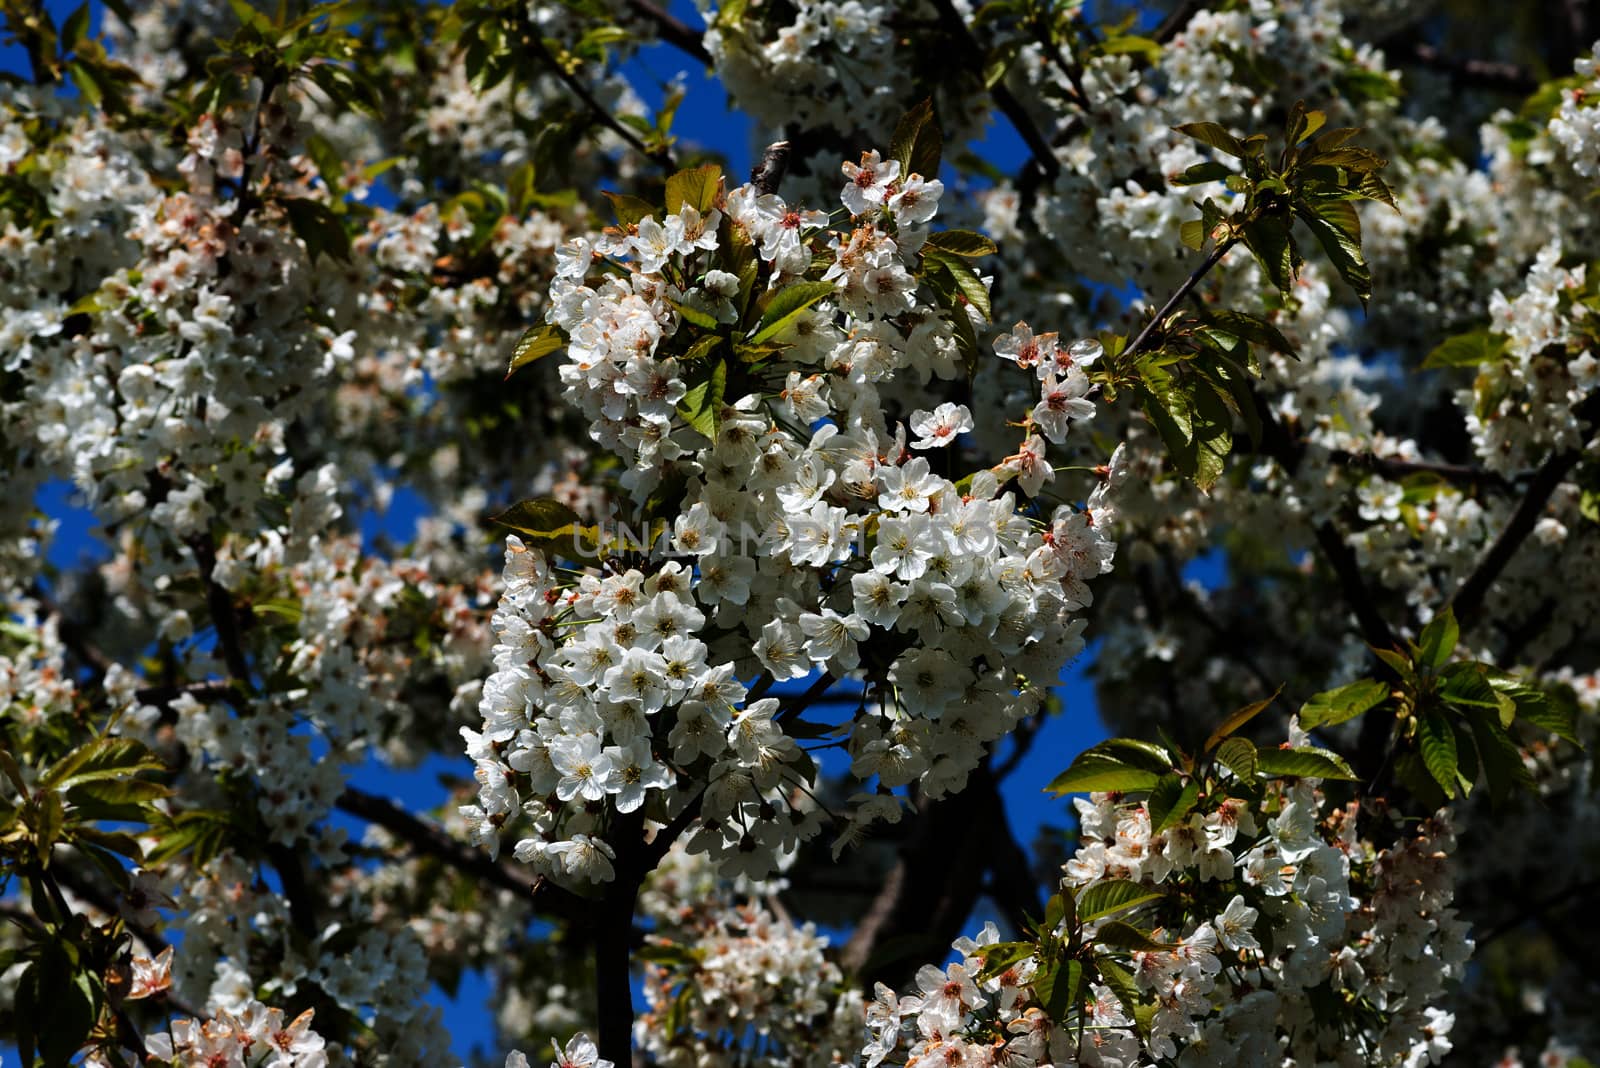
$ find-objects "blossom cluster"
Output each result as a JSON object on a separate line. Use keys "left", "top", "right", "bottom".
{"left": 463, "top": 150, "right": 1122, "bottom": 882}
{"left": 863, "top": 751, "right": 1469, "bottom": 1067}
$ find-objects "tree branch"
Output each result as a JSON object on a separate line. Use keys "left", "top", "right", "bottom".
{"left": 625, "top": 0, "right": 712, "bottom": 65}
{"left": 928, "top": 0, "right": 1061, "bottom": 182}
{"left": 335, "top": 787, "right": 583, "bottom": 920}
{"left": 524, "top": 26, "right": 675, "bottom": 168}
{"left": 1124, "top": 239, "right": 1234, "bottom": 362}
{"left": 1327, "top": 450, "right": 1513, "bottom": 493}
{"left": 1388, "top": 40, "right": 1540, "bottom": 94}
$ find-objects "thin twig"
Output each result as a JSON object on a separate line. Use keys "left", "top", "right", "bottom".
{"left": 525, "top": 28, "right": 675, "bottom": 168}
{"left": 1125, "top": 239, "right": 1233, "bottom": 361}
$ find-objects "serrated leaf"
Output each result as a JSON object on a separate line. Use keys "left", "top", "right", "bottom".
{"left": 1180, "top": 219, "right": 1206, "bottom": 251}
{"left": 1299, "top": 678, "right": 1389, "bottom": 730}
{"left": 676, "top": 359, "right": 726, "bottom": 438}
{"left": 1416, "top": 607, "right": 1458, "bottom": 670}
{"left": 751, "top": 281, "right": 834, "bottom": 343}
{"left": 1149, "top": 775, "right": 1201, "bottom": 832}
{"left": 1462, "top": 705, "right": 1533, "bottom": 808}
{"left": 1294, "top": 198, "right": 1368, "bottom": 305}
{"left": 1172, "top": 161, "right": 1233, "bottom": 187}
{"left": 1083, "top": 739, "right": 1175, "bottom": 773}
{"left": 1034, "top": 959, "right": 1083, "bottom": 1023}
{"left": 1417, "top": 708, "right": 1459, "bottom": 798}
{"left": 282, "top": 197, "right": 350, "bottom": 262}
{"left": 891, "top": 98, "right": 942, "bottom": 179}
{"left": 1076, "top": 880, "right": 1166, "bottom": 924}
{"left": 664, "top": 163, "right": 722, "bottom": 216}
{"left": 1199, "top": 308, "right": 1298, "bottom": 358}
{"left": 489, "top": 498, "right": 594, "bottom": 557}
{"left": 1094, "top": 921, "right": 1171, "bottom": 953}
{"left": 505, "top": 325, "right": 564, "bottom": 379}
{"left": 923, "top": 249, "right": 992, "bottom": 321}
{"left": 923, "top": 229, "right": 998, "bottom": 257}
{"left": 1422, "top": 328, "right": 1506, "bottom": 370}
{"left": 1204, "top": 687, "right": 1282, "bottom": 752}
{"left": 1214, "top": 737, "right": 1258, "bottom": 779}
{"left": 1253, "top": 746, "right": 1358, "bottom": 781}
{"left": 1241, "top": 218, "right": 1300, "bottom": 293}
{"left": 1096, "top": 957, "right": 1146, "bottom": 1035}
{"left": 1044, "top": 756, "right": 1160, "bottom": 796}
{"left": 976, "top": 940, "right": 1036, "bottom": 979}
{"left": 669, "top": 299, "right": 720, "bottom": 331}
{"left": 43, "top": 737, "right": 165, "bottom": 789}
{"left": 1174, "top": 121, "right": 1244, "bottom": 158}
{"left": 602, "top": 190, "right": 655, "bottom": 228}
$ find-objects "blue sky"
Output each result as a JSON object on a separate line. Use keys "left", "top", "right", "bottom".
{"left": 5, "top": 3, "right": 1141, "bottom": 1061}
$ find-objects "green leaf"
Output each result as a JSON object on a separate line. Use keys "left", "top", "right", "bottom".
{"left": 1240, "top": 218, "right": 1300, "bottom": 293}
{"left": 489, "top": 498, "right": 592, "bottom": 555}
{"left": 1417, "top": 708, "right": 1459, "bottom": 798}
{"left": 923, "top": 249, "right": 992, "bottom": 321}
{"left": 1146, "top": 773, "right": 1200, "bottom": 831}
{"left": 976, "top": 940, "right": 1037, "bottom": 979}
{"left": 890, "top": 98, "right": 943, "bottom": 179}
{"left": 1096, "top": 956, "right": 1146, "bottom": 1035}
{"left": 1172, "top": 161, "right": 1233, "bottom": 187}
{"left": 669, "top": 299, "right": 720, "bottom": 331}
{"left": 922, "top": 229, "right": 998, "bottom": 257}
{"left": 1294, "top": 198, "right": 1368, "bottom": 306}
{"left": 1044, "top": 755, "right": 1161, "bottom": 796}
{"left": 1299, "top": 679, "right": 1389, "bottom": 730}
{"left": 680, "top": 335, "right": 724, "bottom": 362}
{"left": 505, "top": 325, "right": 564, "bottom": 379}
{"left": 1198, "top": 308, "right": 1298, "bottom": 358}
{"left": 68, "top": 777, "right": 170, "bottom": 806}
{"left": 664, "top": 163, "right": 722, "bottom": 216}
{"left": 1462, "top": 705, "right": 1533, "bottom": 808}
{"left": 1094, "top": 921, "right": 1171, "bottom": 953}
{"left": 1075, "top": 880, "right": 1166, "bottom": 924}
{"left": 1416, "top": 607, "right": 1458, "bottom": 670}
{"left": 751, "top": 281, "right": 835, "bottom": 343}
{"left": 1204, "top": 687, "right": 1281, "bottom": 752}
{"left": 1214, "top": 737, "right": 1258, "bottom": 779}
{"left": 34, "top": 790, "right": 64, "bottom": 862}
{"left": 1083, "top": 739, "right": 1175, "bottom": 773}
{"left": 676, "top": 358, "right": 726, "bottom": 438}
{"left": 1173, "top": 122, "right": 1245, "bottom": 158}
{"left": 1253, "top": 746, "right": 1359, "bottom": 781}
{"left": 1180, "top": 219, "right": 1206, "bottom": 251}
{"left": 43, "top": 737, "right": 165, "bottom": 789}
{"left": 1141, "top": 378, "right": 1232, "bottom": 491}
{"left": 73, "top": 826, "right": 147, "bottom": 861}
{"left": 602, "top": 190, "right": 655, "bottom": 228}
{"left": 1034, "top": 958, "right": 1083, "bottom": 1023}
{"left": 282, "top": 197, "right": 351, "bottom": 262}
{"left": 1422, "top": 328, "right": 1506, "bottom": 370}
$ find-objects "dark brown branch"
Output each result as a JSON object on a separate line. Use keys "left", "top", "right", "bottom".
{"left": 928, "top": 0, "right": 1062, "bottom": 182}
{"left": 750, "top": 140, "right": 792, "bottom": 195}
{"left": 1125, "top": 239, "right": 1234, "bottom": 361}
{"left": 1390, "top": 40, "right": 1540, "bottom": 95}
{"left": 335, "top": 787, "right": 584, "bottom": 920}
{"left": 1449, "top": 395, "right": 1600, "bottom": 631}
{"left": 626, "top": 0, "right": 713, "bottom": 65}
{"left": 187, "top": 536, "right": 253, "bottom": 685}
{"left": 1327, "top": 450, "right": 1513, "bottom": 493}
{"left": 1152, "top": 0, "right": 1207, "bottom": 44}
